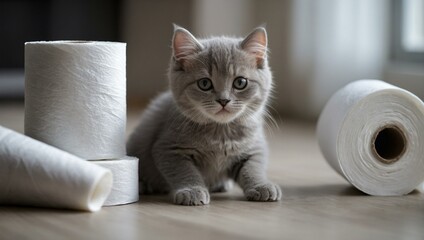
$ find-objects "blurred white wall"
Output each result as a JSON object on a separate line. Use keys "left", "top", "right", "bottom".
{"left": 192, "top": 0, "right": 256, "bottom": 37}
{"left": 122, "top": 0, "right": 422, "bottom": 120}
{"left": 193, "top": 0, "right": 292, "bottom": 117}
{"left": 122, "top": 0, "right": 292, "bottom": 112}
{"left": 121, "top": 0, "right": 192, "bottom": 106}
{"left": 288, "top": 0, "right": 390, "bottom": 119}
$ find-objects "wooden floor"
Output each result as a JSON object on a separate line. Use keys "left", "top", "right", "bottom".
{"left": 1, "top": 102, "right": 424, "bottom": 240}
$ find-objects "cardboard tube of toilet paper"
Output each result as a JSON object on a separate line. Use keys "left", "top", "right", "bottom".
{"left": 317, "top": 80, "right": 424, "bottom": 196}
{"left": 0, "top": 126, "right": 113, "bottom": 211}
{"left": 92, "top": 157, "right": 139, "bottom": 206}
{"left": 24, "top": 41, "right": 126, "bottom": 160}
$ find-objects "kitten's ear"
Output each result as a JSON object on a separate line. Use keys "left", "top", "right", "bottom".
{"left": 241, "top": 27, "right": 268, "bottom": 68}
{"left": 172, "top": 25, "right": 203, "bottom": 64}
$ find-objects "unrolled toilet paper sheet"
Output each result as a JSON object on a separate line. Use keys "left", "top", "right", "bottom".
{"left": 0, "top": 126, "right": 113, "bottom": 211}
{"left": 24, "top": 41, "right": 127, "bottom": 160}
{"left": 317, "top": 80, "right": 424, "bottom": 196}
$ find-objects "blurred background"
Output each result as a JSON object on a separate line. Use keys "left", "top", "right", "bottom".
{"left": 0, "top": 0, "right": 423, "bottom": 121}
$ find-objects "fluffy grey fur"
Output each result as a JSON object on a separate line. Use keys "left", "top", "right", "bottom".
{"left": 127, "top": 25, "right": 282, "bottom": 205}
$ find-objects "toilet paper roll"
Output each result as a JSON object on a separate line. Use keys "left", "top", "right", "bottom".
{"left": 317, "top": 80, "right": 424, "bottom": 196}
{"left": 419, "top": 182, "right": 424, "bottom": 192}
{"left": 92, "top": 157, "right": 139, "bottom": 206}
{"left": 24, "top": 41, "right": 127, "bottom": 160}
{"left": 0, "top": 126, "right": 113, "bottom": 211}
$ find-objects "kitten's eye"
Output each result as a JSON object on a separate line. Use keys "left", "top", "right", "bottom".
{"left": 233, "top": 77, "right": 248, "bottom": 90}
{"left": 197, "top": 78, "right": 213, "bottom": 91}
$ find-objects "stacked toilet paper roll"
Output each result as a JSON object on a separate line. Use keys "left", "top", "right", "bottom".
{"left": 317, "top": 80, "right": 424, "bottom": 196}
{"left": 25, "top": 41, "right": 126, "bottom": 160}
{"left": 93, "top": 157, "right": 139, "bottom": 206}
{"left": 419, "top": 183, "right": 424, "bottom": 193}
{"left": 24, "top": 41, "right": 139, "bottom": 206}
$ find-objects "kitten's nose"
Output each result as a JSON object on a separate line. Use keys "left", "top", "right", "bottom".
{"left": 216, "top": 99, "right": 230, "bottom": 107}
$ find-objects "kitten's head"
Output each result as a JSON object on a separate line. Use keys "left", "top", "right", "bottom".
{"left": 169, "top": 25, "right": 272, "bottom": 124}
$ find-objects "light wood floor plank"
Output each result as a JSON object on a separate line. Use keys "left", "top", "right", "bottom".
{"left": 0, "top": 103, "right": 423, "bottom": 240}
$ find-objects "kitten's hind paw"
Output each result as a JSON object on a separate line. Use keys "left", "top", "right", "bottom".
{"left": 173, "top": 186, "right": 210, "bottom": 206}
{"left": 245, "top": 182, "right": 282, "bottom": 202}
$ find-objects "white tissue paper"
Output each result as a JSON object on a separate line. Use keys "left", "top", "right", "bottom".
{"left": 92, "top": 157, "right": 139, "bottom": 206}
{"left": 317, "top": 80, "right": 424, "bottom": 196}
{"left": 0, "top": 126, "right": 113, "bottom": 211}
{"left": 24, "top": 41, "right": 127, "bottom": 160}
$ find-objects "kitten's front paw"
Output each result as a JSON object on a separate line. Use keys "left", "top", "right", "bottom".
{"left": 173, "top": 186, "right": 210, "bottom": 206}
{"left": 245, "top": 182, "right": 282, "bottom": 201}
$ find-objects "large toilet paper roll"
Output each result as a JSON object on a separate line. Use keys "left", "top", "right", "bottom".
{"left": 92, "top": 157, "right": 139, "bottom": 206}
{"left": 317, "top": 80, "right": 424, "bottom": 196}
{"left": 24, "top": 41, "right": 126, "bottom": 160}
{"left": 0, "top": 126, "right": 112, "bottom": 211}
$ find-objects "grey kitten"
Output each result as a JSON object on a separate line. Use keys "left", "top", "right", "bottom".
{"left": 127, "top": 25, "right": 282, "bottom": 206}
